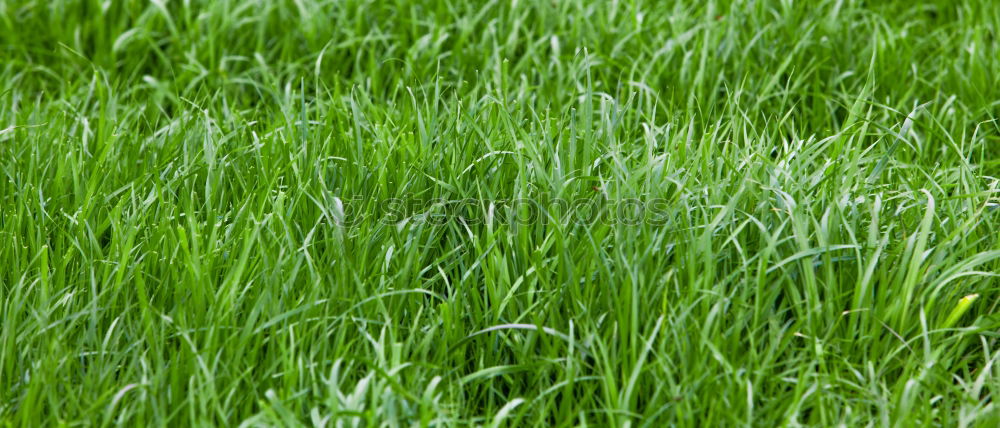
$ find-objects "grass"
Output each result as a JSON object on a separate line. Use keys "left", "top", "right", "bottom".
{"left": 1, "top": 0, "right": 999, "bottom": 425}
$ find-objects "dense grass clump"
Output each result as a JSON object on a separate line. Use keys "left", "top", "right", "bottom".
{"left": 2, "top": 0, "right": 999, "bottom": 425}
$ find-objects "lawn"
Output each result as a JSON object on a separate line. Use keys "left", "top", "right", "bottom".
{"left": 2, "top": 0, "right": 999, "bottom": 426}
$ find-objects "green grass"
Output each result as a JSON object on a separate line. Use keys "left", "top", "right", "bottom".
{"left": 2, "top": 0, "right": 1000, "bottom": 425}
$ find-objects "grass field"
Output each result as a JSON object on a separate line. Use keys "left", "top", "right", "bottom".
{"left": 2, "top": 0, "right": 1000, "bottom": 425}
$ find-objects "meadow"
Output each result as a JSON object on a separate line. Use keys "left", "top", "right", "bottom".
{"left": 2, "top": 0, "right": 999, "bottom": 425}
